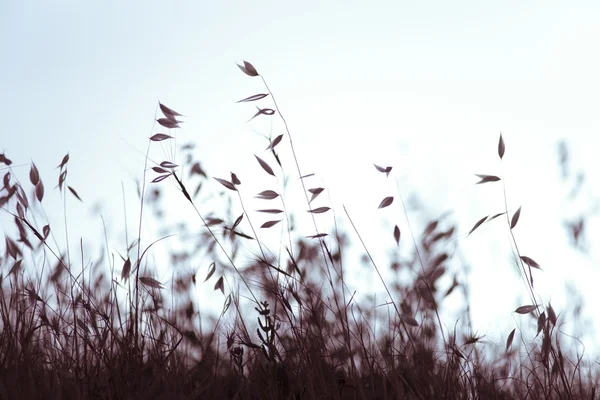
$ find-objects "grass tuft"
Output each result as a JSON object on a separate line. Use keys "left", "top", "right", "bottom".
{"left": 0, "top": 62, "right": 597, "bottom": 399}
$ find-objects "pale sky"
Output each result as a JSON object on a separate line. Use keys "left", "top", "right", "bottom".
{"left": 2, "top": 1, "right": 599, "bottom": 357}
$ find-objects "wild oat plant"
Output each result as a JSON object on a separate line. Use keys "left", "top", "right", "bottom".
{"left": 0, "top": 61, "right": 597, "bottom": 399}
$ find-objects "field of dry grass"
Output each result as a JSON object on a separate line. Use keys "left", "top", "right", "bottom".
{"left": 0, "top": 61, "right": 597, "bottom": 399}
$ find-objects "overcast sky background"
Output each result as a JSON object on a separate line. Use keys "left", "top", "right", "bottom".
{"left": 2, "top": 1, "right": 599, "bottom": 357}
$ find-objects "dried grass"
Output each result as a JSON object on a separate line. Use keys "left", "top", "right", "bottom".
{"left": 0, "top": 61, "right": 597, "bottom": 399}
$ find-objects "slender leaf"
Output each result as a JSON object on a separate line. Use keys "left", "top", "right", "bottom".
{"left": 205, "top": 217, "right": 224, "bottom": 226}
{"left": 68, "top": 186, "right": 82, "bottom": 202}
{"left": 204, "top": 262, "right": 216, "bottom": 283}
{"left": 121, "top": 258, "right": 131, "bottom": 281}
{"left": 428, "top": 266, "right": 446, "bottom": 283}
{"left": 160, "top": 161, "right": 178, "bottom": 169}
{"left": 139, "top": 276, "right": 163, "bottom": 289}
{"left": 537, "top": 312, "right": 546, "bottom": 337}
{"left": 150, "top": 133, "right": 173, "bottom": 142}
{"left": 255, "top": 155, "right": 275, "bottom": 176}
{"left": 257, "top": 209, "right": 283, "bottom": 214}
{"left": 468, "top": 216, "right": 488, "bottom": 236}
{"left": 42, "top": 225, "right": 50, "bottom": 239}
{"left": 152, "top": 174, "right": 171, "bottom": 183}
{"left": 505, "top": 328, "right": 516, "bottom": 352}
{"left": 3, "top": 172, "right": 10, "bottom": 190}
{"left": 432, "top": 253, "right": 448, "bottom": 268}
{"left": 261, "top": 220, "right": 281, "bottom": 228}
{"left": 424, "top": 220, "right": 438, "bottom": 236}
{"left": 35, "top": 181, "right": 44, "bottom": 202}
{"left": 237, "top": 60, "right": 259, "bottom": 77}
{"left": 193, "top": 182, "right": 202, "bottom": 198}
{"left": 256, "top": 190, "right": 279, "bottom": 200}
{"left": 394, "top": 225, "right": 401, "bottom": 246}
{"left": 5, "top": 237, "right": 20, "bottom": 259}
{"left": 159, "top": 103, "right": 184, "bottom": 118}
{"left": 57, "top": 153, "right": 70, "bottom": 169}
{"left": 520, "top": 256, "right": 541, "bottom": 270}
{"left": 266, "top": 134, "right": 284, "bottom": 150}
{"left": 248, "top": 107, "right": 275, "bottom": 122}
{"left": 16, "top": 203, "right": 24, "bottom": 219}
{"left": 190, "top": 162, "right": 206, "bottom": 177}
{"left": 487, "top": 212, "right": 505, "bottom": 222}
{"left": 307, "top": 233, "right": 328, "bottom": 239}
{"left": 232, "top": 214, "right": 244, "bottom": 229}
{"left": 510, "top": 206, "right": 522, "bottom": 229}
{"left": 230, "top": 172, "right": 241, "bottom": 185}
{"left": 498, "top": 133, "right": 505, "bottom": 159}
{"left": 237, "top": 93, "right": 269, "bottom": 103}
{"left": 156, "top": 118, "right": 180, "bottom": 129}
{"left": 378, "top": 196, "right": 394, "bottom": 209}
{"left": 241, "top": 60, "right": 259, "bottom": 76}
{"left": 374, "top": 164, "right": 393, "bottom": 177}
{"left": 308, "top": 207, "right": 330, "bottom": 214}
{"left": 475, "top": 174, "right": 501, "bottom": 184}
{"left": 233, "top": 231, "right": 254, "bottom": 240}
{"left": 29, "top": 163, "right": 39, "bottom": 186}
{"left": 515, "top": 305, "right": 538, "bottom": 314}
{"left": 308, "top": 187, "right": 324, "bottom": 203}
{"left": 9, "top": 259, "right": 23, "bottom": 276}
{"left": 401, "top": 315, "right": 419, "bottom": 327}
{"left": 547, "top": 304, "right": 557, "bottom": 325}
{"left": 214, "top": 276, "right": 224, "bottom": 294}
{"left": 222, "top": 294, "right": 232, "bottom": 315}
{"left": 58, "top": 170, "right": 67, "bottom": 191}
{"left": 214, "top": 177, "right": 237, "bottom": 191}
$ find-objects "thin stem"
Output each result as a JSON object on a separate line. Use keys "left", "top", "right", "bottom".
{"left": 343, "top": 205, "right": 416, "bottom": 350}
{"left": 500, "top": 169, "right": 539, "bottom": 309}
{"left": 135, "top": 133, "right": 153, "bottom": 352}
{"left": 394, "top": 178, "right": 447, "bottom": 347}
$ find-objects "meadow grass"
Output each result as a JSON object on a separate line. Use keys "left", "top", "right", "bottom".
{"left": 0, "top": 61, "right": 597, "bottom": 399}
